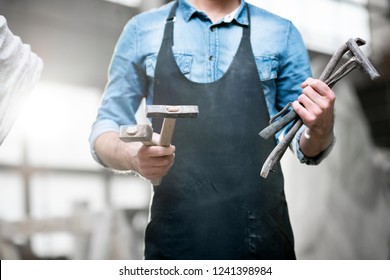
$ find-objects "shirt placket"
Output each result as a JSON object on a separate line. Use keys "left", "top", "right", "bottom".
{"left": 207, "top": 24, "right": 218, "bottom": 83}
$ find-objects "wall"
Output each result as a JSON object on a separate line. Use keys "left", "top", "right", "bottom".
{"left": 282, "top": 57, "right": 390, "bottom": 259}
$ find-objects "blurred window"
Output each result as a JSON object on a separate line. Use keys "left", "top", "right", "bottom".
{"left": 0, "top": 83, "right": 150, "bottom": 258}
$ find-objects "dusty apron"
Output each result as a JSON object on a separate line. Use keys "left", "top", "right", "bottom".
{"left": 145, "top": 1, "right": 295, "bottom": 260}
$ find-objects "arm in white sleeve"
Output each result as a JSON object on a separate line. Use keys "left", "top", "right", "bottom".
{"left": 0, "top": 16, "right": 43, "bottom": 145}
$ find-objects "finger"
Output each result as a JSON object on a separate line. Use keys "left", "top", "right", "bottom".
{"left": 302, "top": 79, "right": 335, "bottom": 109}
{"left": 297, "top": 94, "right": 322, "bottom": 116}
{"left": 292, "top": 100, "right": 307, "bottom": 118}
{"left": 301, "top": 85, "right": 329, "bottom": 110}
{"left": 292, "top": 100, "right": 316, "bottom": 125}
{"left": 148, "top": 154, "right": 175, "bottom": 167}
{"left": 140, "top": 144, "right": 176, "bottom": 157}
{"left": 142, "top": 164, "right": 172, "bottom": 177}
{"left": 303, "top": 78, "right": 334, "bottom": 99}
{"left": 301, "top": 77, "right": 316, "bottom": 88}
{"left": 139, "top": 155, "right": 175, "bottom": 178}
{"left": 142, "top": 170, "right": 167, "bottom": 180}
{"left": 150, "top": 146, "right": 176, "bottom": 158}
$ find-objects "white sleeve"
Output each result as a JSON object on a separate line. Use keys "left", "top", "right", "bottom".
{"left": 0, "top": 16, "right": 43, "bottom": 145}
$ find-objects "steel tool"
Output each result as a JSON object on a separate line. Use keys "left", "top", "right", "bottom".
{"left": 259, "top": 38, "right": 380, "bottom": 178}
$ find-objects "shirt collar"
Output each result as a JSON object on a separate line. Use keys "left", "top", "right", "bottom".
{"left": 178, "top": 0, "right": 249, "bottom": 26}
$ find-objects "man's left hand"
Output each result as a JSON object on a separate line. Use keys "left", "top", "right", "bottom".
{"left": 292, "top": 77, "right": 336, "bottom": 157}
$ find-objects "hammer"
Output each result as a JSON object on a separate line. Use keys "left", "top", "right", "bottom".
{"left": 119, "top": 124, "right": 155, "bottom": 145}
{"left": 120, "top": 105, "right": 199, "bottom": 186}
{"left": 259, "top": 38, "right": 380, "bottom": 178}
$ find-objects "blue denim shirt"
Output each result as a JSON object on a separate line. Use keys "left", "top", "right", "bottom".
{"left": 90, "top": 0, "right": 333, "bottom": 166}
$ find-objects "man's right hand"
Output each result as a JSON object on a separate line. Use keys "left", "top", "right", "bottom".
{"left": 94, "top": 131, "right": 175, "bottom": 181}
{"left": 135, "top": 133, "right": 176, "bottom": 180}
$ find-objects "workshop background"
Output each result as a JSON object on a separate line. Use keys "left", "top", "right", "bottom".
{"left": 0, "top": 0, "right": 389, "bottom": 260}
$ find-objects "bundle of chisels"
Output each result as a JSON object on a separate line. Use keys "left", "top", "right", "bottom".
{"left": 259, "top": 38, "right": 380, "bottom": 178}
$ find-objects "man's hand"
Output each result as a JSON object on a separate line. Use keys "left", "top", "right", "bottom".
{"left": 292, "top": 77, "right": 336, "bottom": 157}
{"left": 94, "top": 131, "right": 175, "bottom": 180}
{"left": 134, "top": 133, "right": 176, "bottom": 180}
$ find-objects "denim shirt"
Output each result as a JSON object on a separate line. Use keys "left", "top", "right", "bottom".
{"left": 90, "top": 0, "right": 333, "bottom": 166}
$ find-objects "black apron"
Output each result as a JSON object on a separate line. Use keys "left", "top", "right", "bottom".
{"left": 145, "top": 1, "right": 295, "bottom": 260}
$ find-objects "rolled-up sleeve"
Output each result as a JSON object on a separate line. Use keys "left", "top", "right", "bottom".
{"left": 291, "top": 125, "right": 336, "bottom": 165}
{"left": 89, "top": 17, "right": 146, "bottom": 165}
{"left": 276, "top": 22, "right": 335, "bottom": 165}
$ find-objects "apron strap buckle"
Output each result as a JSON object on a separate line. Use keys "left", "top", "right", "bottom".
{"left": 166, "top": 16, "right": 176, "bottom": 23}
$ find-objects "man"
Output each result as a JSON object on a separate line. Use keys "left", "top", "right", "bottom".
{"left": 0, "top": 16, "right": 43, "bottom": 145}
{"left": 90, "top": 0, "right": 335, "bottom": 259}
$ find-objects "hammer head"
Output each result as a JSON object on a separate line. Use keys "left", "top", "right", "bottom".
{"left": 119, "top": 124, "right": 153, "bottom": 143}
{"left": 146, "top": 105, "right": 199, "bottom": 119}
{"left": 346, "top": 38, "right": 380, "bottom": 81}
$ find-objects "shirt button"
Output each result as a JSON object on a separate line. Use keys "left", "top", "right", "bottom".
{"left": 209, "top": 55, "right": 213, "bottom": 61}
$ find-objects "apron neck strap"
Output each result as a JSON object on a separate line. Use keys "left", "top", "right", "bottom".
{"left": 163, "top": 1, "right": 250, "bottom": 47}
{"left": 163, "top": 1, "right": 179, "bottom": 46}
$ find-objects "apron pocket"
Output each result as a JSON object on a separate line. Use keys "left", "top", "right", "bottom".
{"left": 254, "top": 55, "right": 278, "bottom": 81}
{"left": 247, "top": 211, "right": 295, "bottom": 259}
{"left": 145, "top": 53, "right": 193, "bottom": 79}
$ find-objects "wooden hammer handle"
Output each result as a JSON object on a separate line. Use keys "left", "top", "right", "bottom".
{"left": 159, "top": 118, "right": 176, "bottom": 146}
{"left": 151, "top": 118, "right": 177, "bottom": 186}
